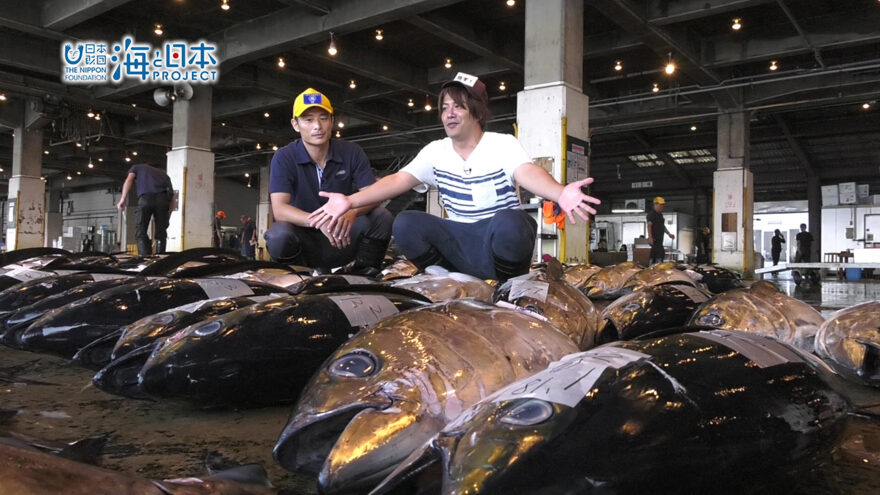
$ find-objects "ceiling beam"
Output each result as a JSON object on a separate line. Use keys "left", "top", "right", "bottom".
{"left": 645, "top": 0, "right": 774, "bottom": 25}
{"left": 773, "top": 114, "right": 817, "bottom": 177}
{"left": 0, "top": 29, "right": 60, "bottom": 76}
{"left": 631, "top": 131, "right": 694, "bottom": 188}
{"left": 42, "top": 0, "right": 136, "bottom": 31}
{"left": 274, "top": 0, "right": 332, "bottom": 16}
{"left": 406, "top": 13, "right": 523, "bottom": 73}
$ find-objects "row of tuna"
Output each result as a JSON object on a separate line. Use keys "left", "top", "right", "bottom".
{"left": 1, "top": 248, "right": 877, "bottom": 494}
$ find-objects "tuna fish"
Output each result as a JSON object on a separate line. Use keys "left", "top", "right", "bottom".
{"left": 680, "top": 263, "right": 744, "bottom": 293}
{"left": 390, "top": 269, "right": 495, "bottom": 302}
{"left": 0, "top": 441, "right": 276, "bottom": 494}
{"left": 600, "top": 283, "right": 711, "bottom": 341}
{"left": 374, "top": 331, "right": 854, "bottom": 495}
{"left": 623, "top": 261, "right": 698, "bottom": 292}
{"left": 137, "top": 289, "right": 430, "bottom": 408}
{"left": 580, "top": 262, "right": 643, "bottom": 299}
{"left": 562, "top": 263, "right": 601, "bottom": 290}
{"left": 689, "top": 280, "right": 825, "bottom": 351}
{"left": 493, "top": 270, "right": 600, "bottom": 350}
{"left": 0, "top": 272, "right": 134, "bottom": 319}
{"left": 273, "top": 299, "right": 579, "bottom": 494}
{"left": 18, "top": 278, "right": 284, "bottom": 358}
{"left": 814, "top": 301, "right": 880, "bottom": 386}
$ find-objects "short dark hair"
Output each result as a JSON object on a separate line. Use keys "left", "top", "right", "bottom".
{"left": 800, "top": 223, "right": 807, "bottom": 229}
{"left": 437, "top": 85, "right": 491, "bottom": 131}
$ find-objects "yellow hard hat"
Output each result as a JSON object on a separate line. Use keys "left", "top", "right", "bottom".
{"left": 653, "top": 196, "right": 666, "bottom": 205}
{"left": 293, "top": 88, "right": 334, "bottom": 118}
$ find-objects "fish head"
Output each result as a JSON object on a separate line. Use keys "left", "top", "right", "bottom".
{"left": 815, "top": 301, "right": 880, "bottom": 385}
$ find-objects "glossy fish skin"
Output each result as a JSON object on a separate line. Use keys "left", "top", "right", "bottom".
{"left": 581, "top": 262, "right": 643, "bottom": 299}
{"left": 600, "top": 284, "right": 710, "bottom": 341}
{"left": 0, "top": 279, "right": 147, "bottom": 347}
{"left": 562, "top": 264, "right": 601, "bottom": 290}
{"left": 18, "top": 278, "right": 282, "bottom": 358}
{"left": 390, "top": 271, "right": 495, "bottom": 302}
{"left": 376, "top": 331, "right": 852, "bottom": 495}
{"left": 680, "top": 263, "right": 744, "bottom": 294}
{"left": 623, "top": 262, "right": 698, "bottom": 292}
{"left": 493, "top": 270, "right": 600, "bottom": 350}
{"left": 0, "top": 272, "right": 132, "bottom": 317}
{"left": 689, "top": 280, "right": 825, "bottom": 351}
{"left": 274, "top": 299, "right": 579, "bottom": 494}
{"left": 138, "top": 291, "right": 429, "bottom": 408}
{"left": 815, "top": 301, "right": 880, "bottom": 386}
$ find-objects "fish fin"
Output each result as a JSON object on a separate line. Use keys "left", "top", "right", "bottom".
{"left": 203, "top": 464, "right": 274, "bottom": 487}
{"left": 855, "top": 338, "right": 880, "bottom": 384}
{"left": 57, "top": 433, "right": 110, "bottom": 464}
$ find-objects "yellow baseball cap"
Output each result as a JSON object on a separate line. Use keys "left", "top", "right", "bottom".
{"left": 653, "top": 196, "right": 666, "bottom": 204}
{"left": 293, "top": 88, "right": 333, "bottom": 118}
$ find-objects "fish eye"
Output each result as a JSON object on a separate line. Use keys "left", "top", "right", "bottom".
{"left": 499, "top": 399, "right": 553, "bottom": 426}
{"left": 152, "top": 313, "right": 175, "bottom": 325}
{"left": 699, "top": 313, "right": 723, "bottom": 327}
{"left": 329, "top": 351, "right": 378, "bottom": 378}
{"left": 193, "top": 320, "right": 222, "bottom": 336}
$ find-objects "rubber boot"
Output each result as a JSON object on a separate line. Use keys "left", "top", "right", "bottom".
{"left": 155, "top": 238, "right": 166, "bottom": 254}
{"left": 350, "top": 237, "right": 391, "bottom": 278}
{"left": 407, "top": 246, "right": 446, "bottom": 272}
{"left": 136, "top": 238, "right": 152, "bottom": 256}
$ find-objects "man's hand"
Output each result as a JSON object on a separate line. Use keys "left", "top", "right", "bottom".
{"left": 116, "top": 200, "right": 125, "bottom": 212}
{"left": 557, "top": 177, "right": 601, "bottom": 224}
{"left": 308, "top": 191, "right": 353, "bottom": 230}
{"left": 669, "top": 233, "right": 676, "bottom": 240}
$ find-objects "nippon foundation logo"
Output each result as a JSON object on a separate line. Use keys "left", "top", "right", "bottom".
{"left": 61, "top": 36, "right": 219, "bottom": 85}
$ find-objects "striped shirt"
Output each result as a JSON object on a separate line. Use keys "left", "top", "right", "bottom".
{"left": 400, "top": 132, "right": 531, "bottom": 223}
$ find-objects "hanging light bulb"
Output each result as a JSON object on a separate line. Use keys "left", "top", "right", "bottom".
{"left": 335, "top": 130, "right": 341, "bottom": 137}
{"left": 75, "top": 142, "right": 82, "bottom": 148}
{"left": 327, "top": 32, "right": 338, "bottom": 56}
{"left": 424, "top": 95, "right": 432, "bottom": 111}
{"left": 277, "top": 57, "right": 285, "bottom": 68}
{"left": 87, "top": 159, "right": 94, "bottom": 168}
{"left": 244, "top": 172, "right": 250, "bottom": 178}
{"left": 247, "top": 178, "right": 252, "bottom": 188}
{"left": 690, "top": 125, "right": 697, "bottom": 131}
{"left": 272, "top": 144, "right": 278, "bottom": 151}
{"left": 153, "top": 24, "right": 163, "bottom": 36}
{"left": 614, "top": 60, "right": 623, "bottom": 71}
{"left": 66, "top": 174, "right": 72, "bottom": 180}
{"left": 93, "top": 113, "right": 101, "bottom": 121}
{"left": 769, "top": 60, "right": 778, "bottom": 71}
{"left": 0, "top": 93, "right": 6, "bottom": 101}
{"left": 731, "top": 18, "right": 742, "bottom": 31}
{"left": 863, "top": 102, "right": 872, "bottom": 110}
{"left": 98, "top": 158, "right": 103, "bottom": 162}
{"left": 382, "top": 124, "right": 389, "bottom": 131}
{"left": 664, "top": 53, "right": 675, "bottom": 75}
{"left": 132, "top": 151, "right": 138, "bottom": 156}
{"left": 76, "top": 171, "right": 82, "bottom": 175}
{"left": 87, "top": 108, "right": 95, "bottom": 118}
{"left": 498, "top": 81, "right": 507, "bottom": 91}
{"left": 652, "top": 83, "right": 660, "bottom": 93}
{"left": 264, "top": 111, "right": 270, "bottom": 118}
{"left": 407, "top": 98, "right": 414, "bottom": 107}
{"left": 444, "top": 58, "right": 452, "bottom": 69}
{"left": 375, "top": 29, "right": 383, "bottom": 41}
{"left": 506, "top": 0, "right": 516, "bottom": 6}
{"left": 43, "top": 150, "right": 49, "bottom": 155}
{"left": 337, "top": 120, "right": 345, "bottom": 128}
{"left": 349, "top": 79, "right": 357, "bottom": 89}
{"left": 124, "top": 156, "right": 131, "bottom": 162}
{"left": 221, "top": 0, "right": 230, "bottom": 11}
{"left": 255, "top": 143, "right": 262, "bottom": 150}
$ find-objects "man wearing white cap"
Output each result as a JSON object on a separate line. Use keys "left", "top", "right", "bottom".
{"left": 264, "top": 88, "right": 392, "bottom": 275}
{"left": 308, "top": 73, "right": 600, "bottom": 281}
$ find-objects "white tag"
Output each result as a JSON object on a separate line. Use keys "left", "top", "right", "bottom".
{"left": 329, "top": 294, "right": 400, "bottom": 327}
{"left": 452, "top": 72, "right": 478, "bottom": 87}
{"left": 4, "top": 266, "right": 53, "bottom": 282}
{"left": 697, "top": 330, "right": 804, "bottom": 368}
{"left": 194, "top": 279, "right": 255, "bottom": 299}
{"left": 669, "top": 284, "right": 708, "bottom": 304}
{"left": 54, "top": 270, "right": 79, "bottom": 276}
{"left": 470, "top": 181, "right": 497, "bottom": 208}
{"left": 91, "top": 273, "right": 131, "bottom": 282}
{"left": 494, "top": 300, "right": 549, "bottom": 322}
{"left": 173, "top": 299, "right": 213, "bottom": 313}
{"left": 1, "top": 263, "right": 25, "bottom": 273}
{"left": 509, "top": 279, "right": 549, "bottom": 303}
{"left": 493, "top": 347, "right": 650, "bottom": 407}
{"left": 340, "top": 275, "right": 374, "bottom": 285}
{"left": 248, "top": 293, "right": 287, "bottom": 304}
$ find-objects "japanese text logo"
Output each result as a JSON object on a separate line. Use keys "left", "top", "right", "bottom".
{"left": 61, "top": 36, "right": 219, "bottom": 85}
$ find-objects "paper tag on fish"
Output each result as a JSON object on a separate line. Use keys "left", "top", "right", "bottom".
{"left": 340, "top": 275, "right": 374, "bottom": 285}
{"left": 493, "top": 347, "right": 650, "bottom": 407}
{"left": 173, "top": 299, "right": 214, "bottom": 313}
{"left": 330, "top": 295, "right": 399, "bottom": 327}
{"left": 1, "top": 263, "right": 25, "bottom": 273}
{"left": 194, "top": 279, "right": 255, "bottom": 299}
{"left": 54, "top": 270, "right": 79, "bottom": 276}
{"left": 249, "top": 293, "right": 287, "bottom": 303}
{"left": 697, "top": 330, "right": 804, "bottom": 368}
{"left": 4, "top": 266, "right": 53, "bottom": 282}
{"left": 494, "top": 300, "right": 549, "bottom": 322}
{"left": 90, "top": 273, "right": 131, "bottom": 282}
{"left": 669, "top": 284, "right": 709, "bottom": 304}
{"left": 509, "top": 279, "right": 549, "bottom": 302}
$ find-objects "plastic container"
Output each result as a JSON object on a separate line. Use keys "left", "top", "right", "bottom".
{"left": 845, "top": 268, "right": 862, "bottom": 281}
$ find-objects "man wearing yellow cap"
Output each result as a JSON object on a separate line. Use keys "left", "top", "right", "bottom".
{"left": 264, "top": 88, "right": 391, "bottom": 274}
{"left": 647, "top": 196, "right": 675, "bottom": 264}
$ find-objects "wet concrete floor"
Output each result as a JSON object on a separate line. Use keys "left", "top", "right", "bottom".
{"left": 0, "top": 274, "right": 878, "bottom": 494}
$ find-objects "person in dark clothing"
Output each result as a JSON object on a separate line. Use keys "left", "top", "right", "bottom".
{"left": 771, "top": 229, "right": 785, "bottom": 266}
{"left": 117, "top": 163, "right": 174, "bottom": 255}
{"left": 646, "top": 196, "right": 674, "bottom": 264}
{"left": 240, "top": 214, "right": 256, "bottom": 260}
{"left": 264, "top": 88, "right": 392, "bottom": 275}
{"left": 795, "top": 223, "right": 813, "bottom": 262}
{"left": 695, "top": 226, "right": 711, "bottom": 264}
{"left": 213, "top": 211, "right": 226, "bottom": 248}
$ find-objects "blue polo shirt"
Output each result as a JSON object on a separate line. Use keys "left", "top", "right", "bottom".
{"left": 128, "top": 163, "right": 172, "bottom": 197}
{"left": 269, "top": 139, "right": 376, "bottom": 213}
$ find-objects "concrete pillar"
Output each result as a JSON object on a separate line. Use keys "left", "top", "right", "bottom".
{"left": 712, "top": 111, "right": 755, "bottom": 276}
{"left": 166, "top": 85, "right": 215, "bottom": 251}
{"left": 6, "top": 102, "right": 46, "bottom": 250}
{"left": 44, "top": 185, "right": 63, "bottom": 248}
{"left": 807, "top": 175, "right": 820, "bottom": 262}
{"left": 256, "top": 162, "right": 272, "bottom": 260}
{"left": 517, "top": 0, "right": 590, "bottom": 264}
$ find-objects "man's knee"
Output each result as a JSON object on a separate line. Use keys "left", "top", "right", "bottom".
{"left": 489, "top": 210, "right": 536, "bottom": 258}
{"left": 365, "top": 207, "right": 393, "bottom": 240}
{"left": 264, "top": 222, "right": 300, "bottom": 260}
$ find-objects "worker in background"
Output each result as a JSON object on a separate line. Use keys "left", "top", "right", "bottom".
{"left": 117, "top": 163, "right": 174, "bottom": 255}
{"left": 695, "top": 225, "right": 711, "bottom": 264}
{"left": 647, "top": 196, "right": 674, "bottom": 265}
{"left": 213, "top": 210, "right": 226, "bottom": 248}
{"left": 240, "top": 214, "right": 257, "bottom": 260}
{"left": 307, "top": 72, "right": 600, "bottom": 281}
{"left": 771, "top": 228, "right": 786, "bottom": 268}
{"left": 795, "top": 223, "right": 813, "bottom": 262}
{"left": 264, "top": 88, "right": 392, "bottom": 275}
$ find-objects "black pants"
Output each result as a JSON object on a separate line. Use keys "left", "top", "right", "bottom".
{"left": 264, "top": 207, "right": 392, "bottom": 268}
{"left": 795, "top": 249, "right": 811, "bottom": 263}
{"left": 135, "top": 192, "right": 171, "bottom": 255}
{"left": 649, "top": 243, "right": 665, "bottom": 264}
{"left": 771, "top": 249, "right": 781, "bottom": 265}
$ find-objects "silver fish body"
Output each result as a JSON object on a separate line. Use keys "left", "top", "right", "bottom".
{"left": 814, "top": 301, "right": 880, "bottom": 386}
